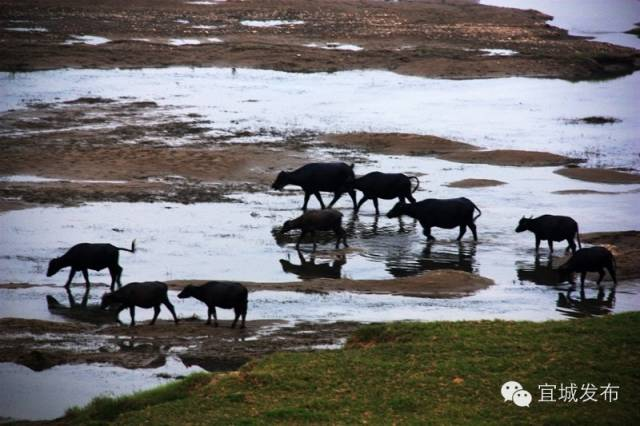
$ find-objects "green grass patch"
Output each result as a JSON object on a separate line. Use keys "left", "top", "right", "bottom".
{"left": 63, "top": 313, "right": 640, "bottom": 425}
{"left": 64, "top": 372, "right": 210, "bottom": 424}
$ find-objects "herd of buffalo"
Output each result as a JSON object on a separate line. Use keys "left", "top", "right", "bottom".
{"left": 46, "top": 162, "right": 618, "bottom": 327}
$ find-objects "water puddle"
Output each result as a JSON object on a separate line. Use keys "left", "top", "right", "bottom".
{"left": 304, "top": 42, "right": 364, "bottom": 51}
{"left": 5, "top": 27, "right": 48, "bottom": 33}
{"left": 480, "top": 48, "right": 518, "bottom": 56}
{"left": 0, "top": 357, "right": 203, "bottom": 421}
{"left": 63, "top": 35, "right": 111, "bottom": 45}
{"left": 481, "top": 0, "right": 640, "bottom": 49}
{"left": 241, "top": 20, "right": 305, "bottom": 28}
{"left": 168, "top": 38, "right": 222, "bottom": 46}
{"left": 2, "top": 68, "right": 637, "bottom": 168}
{"left": 191, "top": 25, "right": 222, "bottom": 30}
{"left": 0, "top": 175, "right": 127, "bottom": 184}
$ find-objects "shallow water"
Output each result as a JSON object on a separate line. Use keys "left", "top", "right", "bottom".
{"left": 481, "top": 0, "right": 640, "bottom": 49}
{"left": 1, "top": 151, "right": 638, "bottom": 321}
{"left": 2, "top": 68, "right": 638, "bottom": 169}
{"left": 0, "top": 357, "right": 203, "bottom": 421}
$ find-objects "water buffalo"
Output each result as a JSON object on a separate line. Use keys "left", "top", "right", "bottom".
{"left": 47, "top": 240, "right": 136, "bottom": 291}
{"left": 100, "top": 281, "right": 178, "bottom": 327}
{"left": 345, "top": 172, "right": 419, "bottom": 215}
{"left": 177, "top": 281, "right": 248, "bottom": 328}
{"left": 271, "top": 162, "right": 357, "bottom": 211}
{"left": 515, "top": 215, "right": 581, "bottom": 253}
{"left": 386, "top": 197, "right": 481, "bottom": 241}
{"left": 280, "top": 209, "right": 348, "bottom": 250}
{"left": 558, "top": 246, "right": 617, "bottom": 289}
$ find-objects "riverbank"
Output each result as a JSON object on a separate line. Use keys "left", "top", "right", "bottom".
{"left": 60, "top": 312, "right": 640, "bottom": 425}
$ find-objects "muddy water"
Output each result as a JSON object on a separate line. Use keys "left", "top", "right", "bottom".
{"left": 2, "top": 68, "right": 639, "bottom": 169}
{"left": 0, "top": 357, "right": 203, "bottom": 421}
{"left": 481, "top": 0, "right": 640, "bottom": 49}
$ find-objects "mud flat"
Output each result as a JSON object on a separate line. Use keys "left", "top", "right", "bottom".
{"left": 445, "top": 178, "right": 506, "bottom": 188}
{"left": 2, "top": 0, "right": 639, "bottom": 80}
{"left": 170, "top": 270, "right": 494, "bottom": 299}
{"left": 324, "top": 133, "right": 477, "bottom": 156}
{"left": 555, "top": 167, "right": 640, "bottom": 184}
{"left": 582, "top": 231, "right": 640, "bottom": 280}
{"left": 325, "top": 133, "right": 584, "bottom": 167}
{"left": 0, "top": 317, "right": 357, "bottom": 372}
{"left": 440, "top": 149, "right": 581, "bottom": 167}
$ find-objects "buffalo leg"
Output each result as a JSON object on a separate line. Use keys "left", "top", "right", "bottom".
{"left": 327, "top": 192, "right": 342, "bottom": 208}
{"left": 314, "top": 192, "right": 326, "bottom": 209}
{"left": 469, "top": 222, "right": 478, "bottom": 242}
{"left": 232, "top": 307, "right": 240, "bottom": 328}
{"left": 206, "top": 307, "right": 213, "bottom": 325}
{"left": 422, "top": 227, "right": 435, "bottom": 242}
{"left": 163, "top": 299, "right": 178, "bottom": 324}
{"left": 129, "top": 306, "right": 136, "bottom": 327}
{"left": 348, "top": 190, "right": 357, "bottom": 209}
{"left": 566, "top": 239, "right": 576, "bottom": 254}
{"left": 81, "top": 269, "right": 91, "bottom": 289}
{"left": 355, "top": 196, "right": 369, "bottom": 213}
{"left": 240, "top": 300, "right": 247, "bottom": 329}
{"left": 302, "top": 192, "right": 311, "bottom": 211}
{"left": 596, "top": 269, "right": 605, "bottom": 287}
{"left": 64, "top": 268, "right": 77, "bottom": 288}
{"left": 108, "top": 266, "right": 118, "bottom": 291}
{"left": 115, "top": 265, "right": 123, "bottom": 289}
{"left": 334, "top": 227, "right": 348, "bottom": 248}
{"left": 607, "top": 265, "right": 618, "bottom": 287}
{"left": 535, "top": 237, "right": 541, "bottom": 252}
{"left": 372, "top": 198, "right": 379, "bottom": 215}
{"left": 151, "top": 305, "right": 160, "bottom": 325}
{"left": 211, "top": 307, "right": 218, "bottom": 327}
{"left": 548, "top": 240, "right": 554, "bottom": 253}
{"left": 457, "top": 225, "right": 467, "bottom": 241}
{"left": 579, "top": 272, "right": 587, "bottom": 291}
{"left": 114, "top": 304, "right": 127, "bottom": 325}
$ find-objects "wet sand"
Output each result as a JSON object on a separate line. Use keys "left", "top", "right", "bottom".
{"left": 325, "top": 133, "right": 583, "bottom": 166}
{"left": 555, "top": 167, "right": 640, "bottom": 184}
{"left": 445, "top": 178, "right": 506, "bottom": 188}
{"left": 0, "top": 317, "right": 358, "bottom": 371}
{"left": 324, "top": 133, "right": 478, "bottom": 156}
{"left": 2, "top": 0, "right": 638, "bottom": 80}
{"left": 440, "top": 149, "right": 582, "bottom": 167}
{"left": 169, "top": 269, "right": 494, "bottom": 299}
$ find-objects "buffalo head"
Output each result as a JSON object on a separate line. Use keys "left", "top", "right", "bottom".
{"left": 177, "top": 285, "right": 195, "bottom": 299}
{"left": 271, "top": 171, "right": 290, "bottom": 190}
{"left": 515, "top": 216, "right": 533, "bottom": 233}
{"left": 386, "top": 201, "right": 410, "bottom": 219}
{"left": 46, "top": 258, "right": 62, "bottom": 277}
